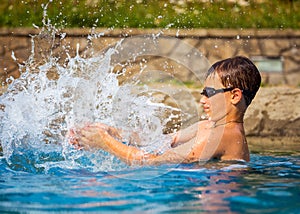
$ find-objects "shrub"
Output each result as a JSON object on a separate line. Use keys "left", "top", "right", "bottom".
{"left": 0, "top": 0, "right": 299, "bottom": 29}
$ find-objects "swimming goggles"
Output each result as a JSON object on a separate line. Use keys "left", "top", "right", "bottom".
{"left": 200, "top": 87, "right": 234, "bottom": 98}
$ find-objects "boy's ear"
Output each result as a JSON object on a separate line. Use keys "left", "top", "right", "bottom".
{"left": 230, "top": 88, "right": 243, "bottom": 105}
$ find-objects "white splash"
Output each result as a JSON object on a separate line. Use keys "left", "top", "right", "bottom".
{"left": 0, "top": 27, "right": 180, "bottom": 173}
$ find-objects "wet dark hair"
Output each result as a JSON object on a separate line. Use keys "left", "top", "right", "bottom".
{"left": 206, "top": 56, "right": 261, "bottom": 106}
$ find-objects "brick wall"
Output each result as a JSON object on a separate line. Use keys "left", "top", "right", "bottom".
{"left": 1, "top": 28, "right": 299, "bottom": 86}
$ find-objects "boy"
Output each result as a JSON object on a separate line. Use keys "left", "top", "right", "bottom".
{"left": 69, "top": 56, "right": 261, "bottom": 165}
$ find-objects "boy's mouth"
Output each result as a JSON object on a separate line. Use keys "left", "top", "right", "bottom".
{"left": 202, "top": 105, "right": 210, "bottom": 112}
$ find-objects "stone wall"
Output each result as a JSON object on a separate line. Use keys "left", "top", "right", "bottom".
{"left": 1, "top": 28, "right": 300, "bottom": 86}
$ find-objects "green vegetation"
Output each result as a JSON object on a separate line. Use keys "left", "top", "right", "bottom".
{"left": 0, "top": 0, "right": 299, "bottom": 29}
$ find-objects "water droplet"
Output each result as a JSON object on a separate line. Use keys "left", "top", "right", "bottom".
{"left": 11, "top": 51, "right": 16, "bottom": 61}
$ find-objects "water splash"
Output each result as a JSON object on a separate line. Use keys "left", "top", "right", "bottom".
{"left": 0, "top": 8, "right": 209, "bottom": 173}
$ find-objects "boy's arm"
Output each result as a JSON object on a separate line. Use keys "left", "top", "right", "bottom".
{"left": 171, "top": 122, "right": 201, "bottom": 147}
{"left": 72, "top": 125, "right": 205, "bottom": 165}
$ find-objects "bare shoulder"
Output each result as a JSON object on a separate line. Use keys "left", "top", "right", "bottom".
{"left": 219, "top": 125, "right": 249, "bottom": 161}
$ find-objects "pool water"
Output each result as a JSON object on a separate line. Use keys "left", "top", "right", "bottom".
{"left": 0, "top": 18, "right": 299, "bottom": 213}
{"left": 1, "top": 144, "right": 299, "bottom": 213}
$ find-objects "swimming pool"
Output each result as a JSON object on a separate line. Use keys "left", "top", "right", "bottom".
{"left": 1, "top": 22, "right": 299, "bottom": 213}
{"left": 0, "top": 140, "right": 299, "bottom": 213}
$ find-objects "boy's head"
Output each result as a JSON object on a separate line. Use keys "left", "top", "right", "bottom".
{"left": 206, "top": 56, "right": 261, "bottom": 106}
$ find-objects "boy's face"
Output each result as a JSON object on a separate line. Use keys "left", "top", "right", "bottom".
{"left": 200, "top": 73, "right": 231, "bottom": 121}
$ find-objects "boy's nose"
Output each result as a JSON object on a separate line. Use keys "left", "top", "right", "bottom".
{"left": 200, "top": 95, "right": 207, "bottom": 104}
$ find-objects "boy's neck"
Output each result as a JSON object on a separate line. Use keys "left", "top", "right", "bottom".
{"left": 211, "top": 110, "right": 244, "bottom": 128}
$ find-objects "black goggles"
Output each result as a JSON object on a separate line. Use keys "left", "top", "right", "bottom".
{"left": 200, "top": 87, "right": 234, "bottom": 98}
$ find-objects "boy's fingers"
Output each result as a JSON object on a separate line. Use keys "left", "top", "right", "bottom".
{"left": 94, "top": 123, "right": 108, "bottom": 129}
{"left": 67, "top": 128, "right": 77, "bottom": 138}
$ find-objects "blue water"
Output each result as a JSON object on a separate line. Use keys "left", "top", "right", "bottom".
{"left": 1, "top": 147, "right": 299, "bottom": 213}
{"left": 1, "top": 16, "right": 299, "bottom": 213}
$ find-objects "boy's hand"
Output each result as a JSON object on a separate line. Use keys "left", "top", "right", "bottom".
{"left": 94, "top": 123, "right": 122, "bottom": 141}
{"left": 68, "top": 125, "right": 110, "bottom": 150}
